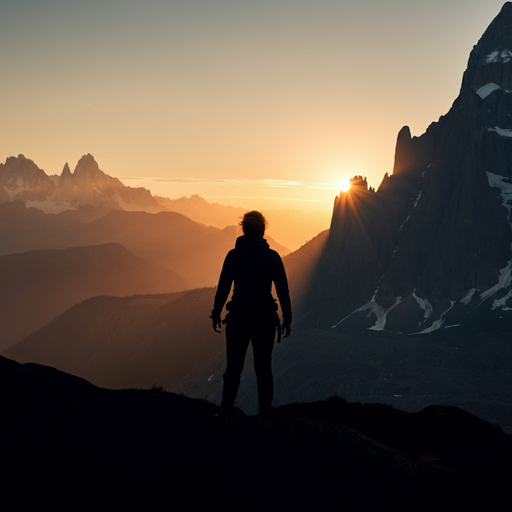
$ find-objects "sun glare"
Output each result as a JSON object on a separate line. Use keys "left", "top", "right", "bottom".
{"left": 339, "top": 179, "right": 351, "bottom": 192}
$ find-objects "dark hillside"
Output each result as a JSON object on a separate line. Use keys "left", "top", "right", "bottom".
{"left": 0, "top": 202, "right": 289, "bottom": 288}
{"left": 4, "top": 288, "right": 223, "bottom": 390}
{"left": 1, "top": 356, "right": 510, "bottom": 510}
{"left": 0, "top": 244, "right": 189, "bottom": 350}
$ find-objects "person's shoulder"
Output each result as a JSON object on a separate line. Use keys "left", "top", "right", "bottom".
{"left": 226, "top": 248, "right": 238, "bottom": 259}
{"left": 267, "top": 248, "right": 284, "bottom": 263}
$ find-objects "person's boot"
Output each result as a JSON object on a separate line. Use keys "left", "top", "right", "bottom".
{"left": 258, "top": 412, "right": 272, "bottom": 431}
{"left": 212, "top": 407, "right": 233, "bottom": 427}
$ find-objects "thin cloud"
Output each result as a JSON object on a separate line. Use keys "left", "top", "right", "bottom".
{"left": 118, "top": 176, "right": 302, "bottom": 187}
{"left": 213, "top": 195, "right": 333, "bottom": 204}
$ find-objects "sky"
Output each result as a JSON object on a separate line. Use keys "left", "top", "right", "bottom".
{"left": 0, "top": 0, "right": 508, "bottom": 212}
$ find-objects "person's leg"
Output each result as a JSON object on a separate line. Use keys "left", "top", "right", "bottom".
{"left": 252, "top": 320, "right": 276, "bottom": 416}
{"left": 221, "top": 319, "right": 250, "bottom": 412}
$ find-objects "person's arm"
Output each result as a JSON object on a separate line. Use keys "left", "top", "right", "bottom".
{"left": 211, "top": 252, "right": 234, "bottom": 333}
{"left": 273, "top": 254, "right": 292, "bottom": 337}
{"left": 281, "top": 322, "right": 292, "bottom": 338}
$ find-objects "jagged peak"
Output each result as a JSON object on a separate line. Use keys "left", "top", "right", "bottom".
{"left": 349, "top": 175, "right": 368, "bottom": 190}
{"left": 392, "top": 125, "right": 416, "bottom": 175}
{"left": 61, "top": 163, "right": 71, "bottom": 176}
{"left": 462, "top": 3, "right": 512, "bottom": 90}
{"left": 73, "top": 154, "right": 101, "bottom": 177}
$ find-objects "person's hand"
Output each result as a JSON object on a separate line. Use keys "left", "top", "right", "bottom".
{"left": 282, "top": 322, "right": 292, "bottom": 338}
{"left": 212, "top": 320, "right": 222, "bottom": 333}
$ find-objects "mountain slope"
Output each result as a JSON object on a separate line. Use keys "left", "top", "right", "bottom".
{"left": 298, "top": 3, "right": 512, "bottom": 333}
{"left": 0, "top": 244, "right": 190, "bottom": 350}
{"left": 3, "top": 288, "right": 223, "bottom": 390}
{"left": 0, "top": 202, "right": 289, "bottom": 287}
{"left": 156, "top": 194, "right": 331, "bottom": 251}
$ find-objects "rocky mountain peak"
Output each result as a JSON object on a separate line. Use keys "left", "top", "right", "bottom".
{"left": 297, "top": 4, "right": 512, "bottom": 334}
{"left": 61, "top": 163, "right": 71, "bottom": 176}
{"left": 392, "top": 126, "right": 416, "bottom": 176}
{"left": 73, "top": 154, "right": 102, "bottom": 183}
{"left": 1, "top": 153, "right": 166, "bottom": 214}
{"left": 462, "top": 2, "right": 512, "bottom": 91}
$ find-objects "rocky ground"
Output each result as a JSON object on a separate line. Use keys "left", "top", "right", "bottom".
{"left": 1, "top": 355, "right": 510, "bottom": 510}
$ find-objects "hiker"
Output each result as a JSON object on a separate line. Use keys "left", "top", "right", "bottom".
{"left": 211, "top": 211, "right": 292, "bottom": 429}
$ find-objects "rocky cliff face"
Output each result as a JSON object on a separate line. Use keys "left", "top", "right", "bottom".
{"left": 0, "top": 154, "right": 166, "bottom": 213}
{"left": 300, "top": 3, "right": 512, "bottom": 333}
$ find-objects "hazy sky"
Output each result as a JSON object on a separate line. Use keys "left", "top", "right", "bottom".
{"left": 0, "top": 1, "right": 508, "bottom": 211}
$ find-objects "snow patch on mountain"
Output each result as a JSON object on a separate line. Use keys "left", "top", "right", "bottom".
{"left": 413, "top": 191, "right": 422, "bottom": 208}
{"left": 411, "top": 301, "right": 455, "bottom": 335}
{"left": 492, "top": 289, "right": 512, "bottom": 310}
{"left": 480, "top": 259, "right": 512, "bottom": 302}
{"left": 488, "top": 127, "right": 512, "bottom": 137}
{"left": 485, "top": 48, "right": 512, "bottom": 64}
{"left": 332, "top": 296, "right": 403, "bottom": 331}
{"left": 476, "top": 82, "right": 501, "bottom": 99}
{"left": 412, "top": 292, "right": 433, "bottom": 319}
{"left": 486, "top": 172, "right": 512, "bottom": 223}
{"left": 461, "top": 288, "right": 476, "bottom": 305}
{"left": 24, "top": 198, "right": 74, "bottom": 214}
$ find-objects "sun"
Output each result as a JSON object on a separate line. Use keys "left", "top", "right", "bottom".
{"left": 339, "top": 178, "right": 351, "bottom": 192}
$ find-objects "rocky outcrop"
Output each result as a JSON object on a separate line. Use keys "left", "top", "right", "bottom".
{"left": 0, "top": 154, "right": 56, "bottom": 203}
{"left": 298, "top": 3, "right": 512, "bottom": 333}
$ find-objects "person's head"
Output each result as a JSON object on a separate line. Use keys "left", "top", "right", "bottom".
{"left": 239, "top": 211, "right": 267, "bottom": 237}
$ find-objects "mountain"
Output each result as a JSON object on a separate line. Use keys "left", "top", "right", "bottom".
{"left": 0, "top": 201, "right": 289, "bottom": 288}
{"left": 4, "top": 288, "right": 223, "bottom": 390}
{"left": 0, "top": 153, "right": 328, "bottom": 250}
{"left": 155, "top": 193, "right": 247, "bottom": 228}
{"left": 156, "top": 194, "right": 331, "bottom": 251}
{"left": 2, "top": 355, "right": 511, "bottom": 510}
{"left": 0, "top": 244, "right": 190, "bottom": 351}
{"left": 296, "top": 3, "right": 512, "bottom": 334}
{"left": 0, "top": 154, "right": 166, "bottom": 213}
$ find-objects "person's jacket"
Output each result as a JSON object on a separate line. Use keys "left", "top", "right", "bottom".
{"left": 211, "top": 235, "right": 292, "bottom": 324}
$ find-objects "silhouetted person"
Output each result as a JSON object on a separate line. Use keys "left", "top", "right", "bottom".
{"left": 211, "top": 211, "right": 292, "bottom": 429}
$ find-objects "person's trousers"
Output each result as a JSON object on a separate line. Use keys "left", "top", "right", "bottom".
{"left": 221, "top": 314, "right": 276, "bottom": 415}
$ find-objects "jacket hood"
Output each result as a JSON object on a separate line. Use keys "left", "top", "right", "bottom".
{"left": 234, "top": 235, "right": 269, "bottom": 254}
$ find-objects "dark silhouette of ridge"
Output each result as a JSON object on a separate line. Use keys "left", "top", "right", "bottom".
{"left": 1, "top": 355, "right": 510, "bottom": 510}
{"left": 0, "top": 201, "right": 289, "bottom": 288}
{"left": 0, "top": 243, "right": 190, "bottom": 350}
{"left": 4, "top": 288, "right": 224, "bottom": 390}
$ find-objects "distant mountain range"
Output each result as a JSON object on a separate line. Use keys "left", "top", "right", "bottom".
{"left": 0, "top": 153, "right": 165, "bottom": 213}
{"left": 0, "top": 243, "right": 190, "bottom": 351}
{"left": 0, "top": 153, "right": 329, "bottom": 250}
{"left": 156, "top": 194, "right": 330, "bottom": 251}
{"left": 0, "top": 199, "right": 288, "bottom": 350}
{"left": 0, "top": 200, "right": 288, "bottom": 286}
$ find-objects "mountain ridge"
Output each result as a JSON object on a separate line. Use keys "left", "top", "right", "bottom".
{"left": 0, "top": 153, "right": 329, "bottom": 250}
{"left": 0, "top": 243, "right": 190, "bottom": 351}
{"left": 296, "top": 3, "right": 512, "bottom": 334}
{"left": 0, "top": 153, "right": 165, "bottom": 213}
